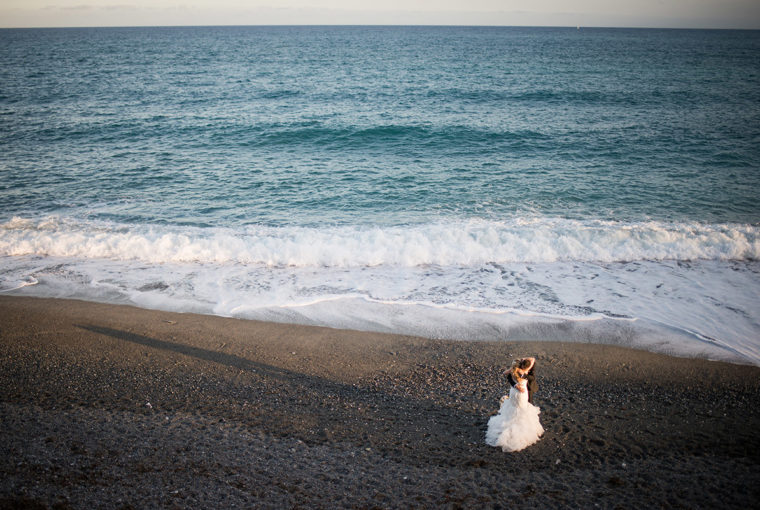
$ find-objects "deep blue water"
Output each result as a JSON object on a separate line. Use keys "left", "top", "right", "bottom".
{"left": 1, "top": 26, "right": 759, "bottom": 364}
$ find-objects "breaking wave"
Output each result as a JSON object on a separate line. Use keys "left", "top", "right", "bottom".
{"left": 1, "top": 216, "right": 757, "bottom": 267}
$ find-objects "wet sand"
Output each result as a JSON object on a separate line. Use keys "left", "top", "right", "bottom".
{"left": 1, "top": 295, "right": 759, "bottom": 509}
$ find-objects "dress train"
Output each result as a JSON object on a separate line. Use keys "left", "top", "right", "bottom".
{"left": 485, "top": 382, "right": 544, "bottom": 452}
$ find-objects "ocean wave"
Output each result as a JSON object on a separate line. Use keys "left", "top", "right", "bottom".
{"left": 1, "top": 216, "right": 757, "bottom": 267}
{"left": 226, "top": 122, "right": 551, "bottom": 151}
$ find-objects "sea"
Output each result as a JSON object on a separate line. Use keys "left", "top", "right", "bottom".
{"left": 1, "top": 26, "right": 759, "bottom": 365}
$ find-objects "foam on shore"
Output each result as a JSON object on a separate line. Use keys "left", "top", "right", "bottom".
{"left": 2, "top": 215, "right": 758, "bottom": 365}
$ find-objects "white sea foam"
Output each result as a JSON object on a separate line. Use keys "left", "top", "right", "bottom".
{"left": 1, "top": 215, "right": 758, "bottom": 365}
{"left": 0, "top": 275, "right": 38, "bottom": 293}
{"left": 1, "top": 216, "right": 758, "bottom": 266}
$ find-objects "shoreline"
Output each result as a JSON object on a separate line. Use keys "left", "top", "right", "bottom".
{"left": 6, "top": 289, "right": 757, "bottom": 367}
{"left": 2, "top": 295, "right": 759, "bottom": 508}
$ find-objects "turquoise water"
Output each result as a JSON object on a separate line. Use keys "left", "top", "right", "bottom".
{"left": 1, "top": 26, "right": 759, "bottom": 363}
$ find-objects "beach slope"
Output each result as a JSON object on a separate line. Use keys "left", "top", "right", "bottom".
{"left": 1, "top": 296, "right": 758, "bottom": 508}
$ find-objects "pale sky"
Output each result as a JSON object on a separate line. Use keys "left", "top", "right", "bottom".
{"left": 2, "top": 0, "right": 759, "bottom": 29}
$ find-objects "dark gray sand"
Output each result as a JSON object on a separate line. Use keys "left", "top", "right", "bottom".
{"left": 1, "top": 296, "right": 759, "bottom": 509}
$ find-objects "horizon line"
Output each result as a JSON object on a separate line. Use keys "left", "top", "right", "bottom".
{"left": 2, "top": 24, "right": 758, "bottom": 31}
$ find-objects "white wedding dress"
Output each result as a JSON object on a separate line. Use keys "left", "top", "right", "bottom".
{"left": 485, "top": 379, "right": 544, "bottom": 452}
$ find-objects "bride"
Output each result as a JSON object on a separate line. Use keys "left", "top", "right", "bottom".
{"left": 485, "top": 357, "right": 544, "bottom": 452}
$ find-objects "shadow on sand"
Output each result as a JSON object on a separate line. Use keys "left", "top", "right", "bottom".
{"left": 75, "top": 323, "right": 491, "bottom": 468}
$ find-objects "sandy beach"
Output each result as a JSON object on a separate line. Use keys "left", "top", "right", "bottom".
{"left": 1, "top": 295, "right": 759, "bottom": 509}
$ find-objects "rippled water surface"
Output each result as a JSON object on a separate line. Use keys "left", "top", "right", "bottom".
{"left": 2, "top": 26, "right": 759, "bottom": 363}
